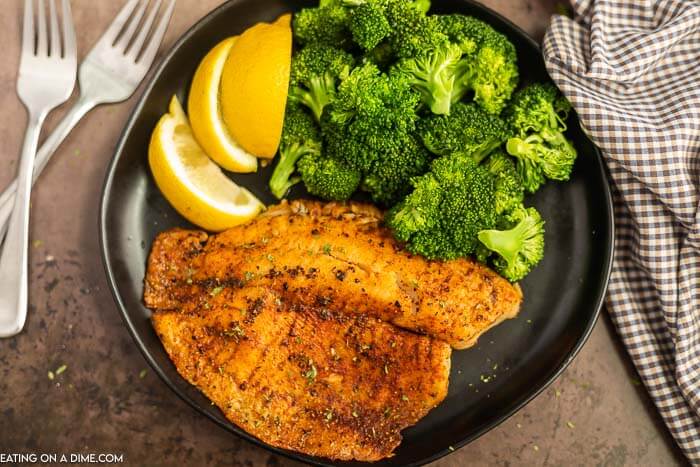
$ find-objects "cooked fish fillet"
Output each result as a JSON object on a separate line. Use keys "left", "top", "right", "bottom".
{"left": 150, "top": 285, "right": 451, "bottom": 461}
{"left": 145, "top": 200, "right": 522, "bottom": 349}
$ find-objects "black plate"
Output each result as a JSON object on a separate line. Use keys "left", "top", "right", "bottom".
{"left": 99, "top": 1, "right": 614, "bottom": 465}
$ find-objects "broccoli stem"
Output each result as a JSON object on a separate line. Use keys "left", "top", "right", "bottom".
{"left": 478, "top": 224, "right": 523, "bottom": 266}
{"left": 290, "top": 74, "right": 337, "bottom": 122}
{"left": 430, "top": 88, "right": 452, "bottom": 115}
{"left": 477, "top": 208, "right": 545, "bottom": 282}
{"left": 269, "top": 144, "right": 316, "bottom": 199}
{"left": 505, "top": 135, "right": 537, "bottom": 158}
{"left": 472, "top": 140, "right": 504, "bottom": 164}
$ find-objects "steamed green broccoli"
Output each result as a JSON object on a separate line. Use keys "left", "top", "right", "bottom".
{"left": 417, "top": 102, "right": 509, "bottom": 162}
{"left": 347, "top": 2, "right": 392, "bottom": 50}
{"left": 293, "top": 6, "right": 351, "bottom": 48}
{"left": 360, "top": 133, "right": 431, "bottom": 204}
{"left": 321, "top": 64, "right": 427, "bottom": 204}
{"left": 284, "top": 3, "right": 552, "bottom": 282}
{"left": 386, "top": 8, "right": 449, "bottom": 59}
{"left": 386, "top": 153, "right": 496, "bottom": 259}
{"left": 323, "top": 64, "right": 419, "bottom": 164}
{"left": 435, "top": 14, "right": 480, "bottom": 53}
{"left": 484, "top": 150, "right": 524, "bottom": 215}
{"left": 269, "top": 106, "right": 321, "bottom": 199}
{"left": 506, "top": 82, "right": 571, "bottom": 134}
{"left": 289, "top": 44, "right": 355, "bottom": 122}
{"left": 504, "top": 82, "right": 577, "bottom": 193}
{"left": 478, "top": 206, "right": 545, "bottom": 281}
{"left": 341, "top": 0, "right": 438, "bottom": 57}
{"left": 298, "top": 153, "right": 361, "bottom": 200}
{"left": 437, "top": 14, "right": 519, "bottom": 114}
{"left": 393, "top": 43, "right": 470, "bottom": 115}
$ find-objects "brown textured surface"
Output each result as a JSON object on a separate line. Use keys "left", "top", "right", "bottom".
{"left": 146, "top": 220, "right": 452, "bottom": 461}
{"left": 151, "top": 284, "right": 450, "bottom": 461}
{"left": 0, "top": 1, "right": 687, "bottom": 465}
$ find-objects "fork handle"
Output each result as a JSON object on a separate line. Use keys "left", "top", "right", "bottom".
{"left": 0, "top": 94, "right": 96, "bottom": 243}
{"left": 0, "top": 110, "right": 47, "bottom": 337}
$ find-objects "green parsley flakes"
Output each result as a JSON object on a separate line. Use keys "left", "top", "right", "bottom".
{"left": 305, "top": 361, "right": 317, "bottom": 383}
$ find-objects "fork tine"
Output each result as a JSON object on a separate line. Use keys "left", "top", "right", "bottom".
{"left": 136, "top": 0, "right": 174, "bottom": 65}
{"left": 48, "top": 0, "right": 60, "bottom": 57}
{"left": 127, "top": 0, "right": 162, "bottom": 61}
{"left": 114, "top": 0, "right": 148, "bottom": 53}
{"left": 36, "top": 0, "right": 47, "bottom": 56}
{"left": 100, "top": 0, "right": 140, "bottom": 46}
{"left": 22, "top": 0, "right": 35, "bottom": 56}
{"left": 61, "top": 0, "right": 76, "bottom": 60}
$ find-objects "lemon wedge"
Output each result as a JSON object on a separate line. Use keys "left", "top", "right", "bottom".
{"left": 220, "top": 14, "right": 292, "bottom": 158}
{"left": 188, "top": 37, "right": 258, "bottom": 173}
{"left": 149, "top": 96, "right": 264, "bottom": 231}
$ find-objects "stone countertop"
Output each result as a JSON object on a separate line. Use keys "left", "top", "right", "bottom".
{"left": 0, "top": 1, "right": 687, "bottom": 465}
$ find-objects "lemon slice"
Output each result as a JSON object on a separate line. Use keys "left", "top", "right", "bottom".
{"left": 149, "top": 96, "right": 264, "bottom": 231}
{"left": 220, "top": 14, "right": 292, "bottom": 158}
{"left": 188, "top": 37, "right": 258, "bottom": 173}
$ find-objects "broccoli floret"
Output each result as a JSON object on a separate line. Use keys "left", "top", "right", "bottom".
{"left": 323, "top": 64, "right": 420, "bottom": 173}
{"left": 438, "top": 14, "right": 482, "bottom": 54}
{"left": 417, "top": 102, "right": 509, "bottom": 162}
{"left": 505, "top": 82, "right": 570, "bottom": 135}
{"left": 393, "top": 43, "right": 471, "bottom": 115}
{"left": 361, "top": 133, "right": 431, "bottom": 205}
{"left": 298, "top": 153, "right": 362, "bottom": 201}
{"left": 387, "top": 9, "right": 449, "bottom": 59}
{"left": 503, "top": 82, "right": 577, "bottom": 193}
{"left": 337, "top": 0, "right": 440, "bottom": 59}
{"left": 293, "top": 6, "right": 351, "bottom": 48}
{"left": 289, "top": 44, "right": 355, "bottom": 122}
{"left": 269, "top": 106, "right": 321, "bottom": 199}
{"left": 348, "top": 3, "right": 392, "bottom": 50}
{"left": 478, "top": 206, "right": 545, "bottom": 282}
{"left": 505, "top": 135, "right": 576, "bottom": 192}
{"left": 322, "top": 64, "right": 426, "bottom": 204}
{"left": 387, "top": 173, "right": 441, "bottom": 242}
{"left": 484, "top": 150, "right": 524, "bottom": 215}
{"left": 437, "top": 15, "right": 519, "bottom": 114}
{"left": 386, "top": 153, "right": 496, "bottom": 259}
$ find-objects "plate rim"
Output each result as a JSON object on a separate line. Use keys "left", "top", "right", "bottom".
{"left": 98, "top": 1, "right": 616, "bottom": 465}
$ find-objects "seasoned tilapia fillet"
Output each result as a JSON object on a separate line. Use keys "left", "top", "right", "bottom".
{"left": 150, "top": 285, "right": 451, "bottom": 461}
{"left": 145, "top": 200, "right": 522, "bottom": 349}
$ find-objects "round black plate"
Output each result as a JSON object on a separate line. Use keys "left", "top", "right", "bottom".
{"left": 99, "top": 1, "right": 614, "bottom": 465}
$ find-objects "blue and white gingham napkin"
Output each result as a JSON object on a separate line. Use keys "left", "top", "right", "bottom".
{"left": 542, "top": 0, "right": 700, "bottom": 462}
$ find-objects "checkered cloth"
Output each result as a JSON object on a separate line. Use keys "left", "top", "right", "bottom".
{"left": 542, "top": 0, "right": 700, "bottom": 462}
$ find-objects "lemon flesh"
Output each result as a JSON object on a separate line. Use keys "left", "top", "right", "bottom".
{"left": 188, "top": 37, "right": 258, "bottom": 173}
{"left": 220, "top": 14, "right": 292, "bottom": 159}
{"left": 149, "top": 96, "right": 264, "bottom": 231}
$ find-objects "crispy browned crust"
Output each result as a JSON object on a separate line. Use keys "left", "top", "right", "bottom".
{"left": 150, "top": 285, "right": 451, "bottom": 461}
{"left": 143, "top": 200, "right": 523, "bottom": 461}
{"left": 145, "top": 200, "right": 523, "bottom": 349}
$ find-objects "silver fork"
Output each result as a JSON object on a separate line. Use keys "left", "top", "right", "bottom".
{"left": 0, "top": 0, "right": 77, "bottom": 337}
{"left": 0, "top": 0, "right": 176, "bottom": 244}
